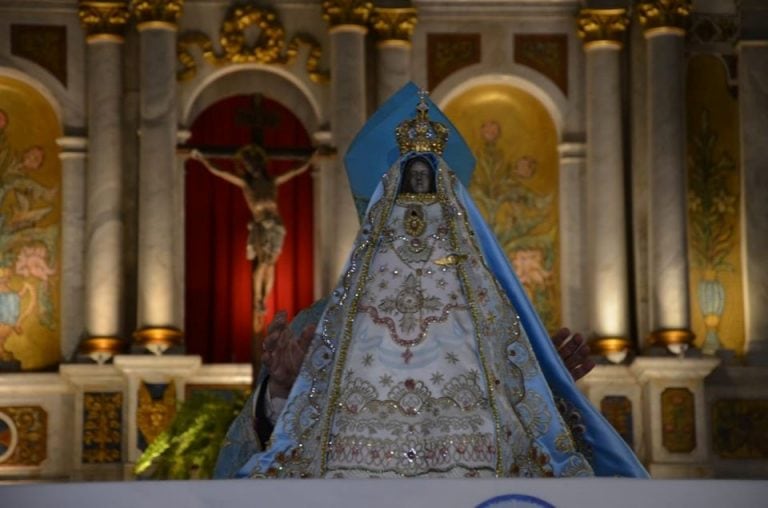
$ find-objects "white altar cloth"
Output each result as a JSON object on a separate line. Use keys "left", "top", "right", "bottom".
{"left": 2, "top": 478, "right": 767, "bottom": 508}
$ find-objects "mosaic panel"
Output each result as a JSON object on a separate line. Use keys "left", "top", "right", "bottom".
{"left": 514, "top": 34, "right": 568, "bottom": 96}
{"left": 600, "top": 395, "right": 633, "bottom": 448}
{"left": 10, "top": 25, "right": 68, "bottom": 86}
{"left": 661, "top": 387, "right": 696, "bottom": 454}
{"left": 712, "top": 399, "right": 768, "bottom": 459}
{"left": 427, "top": 33, "right": 481, "bottom": 91}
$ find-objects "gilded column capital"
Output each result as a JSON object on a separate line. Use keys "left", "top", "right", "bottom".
{"left": 322, "top": 0, "right": 373, "bottom": 32}
{"left": 637, "top": 0, "right": 692, "bottom": 37}
{"left": 370, "top": 7, "right": 418, "bottom": 46}
{"left": 78, "top": 1, "right": 130, "bottom": 43}
{"left": 576, "top": 8, "right": 629, "bottom": 50}
{"left": 130, "top": 0, "right": 184, "bottom": 31}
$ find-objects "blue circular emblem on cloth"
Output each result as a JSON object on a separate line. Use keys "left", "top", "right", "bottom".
{"left": 476, "top": 494, "right": 556, "bottom": 508}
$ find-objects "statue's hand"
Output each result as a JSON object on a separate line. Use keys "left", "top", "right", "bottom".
{"left": 552, "top": 328, "right": 595, "bottom": 381}
{"left": 263, "top": 311, "right": 314, "bottom": 399}
{"left": 188, "top": 148, "right": 203, "bottom": 161}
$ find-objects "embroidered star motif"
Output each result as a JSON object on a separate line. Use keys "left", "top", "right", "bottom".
{"left": 379, "top": 374, "right": 393, "bottom": 387}
{"left": 430, "top": 372, "right": 444, "bottom": 385}
{"left": 362, "top": 353, "right": 374, "bottom": 367}
{"left": 436, "top": 278, "right": 447, "bottom": 288}
{"left": 378, "top": 280, "right": 389, "bottom": 290}
{"left": 445, "top": 352, "right": 459, "bottom": 365}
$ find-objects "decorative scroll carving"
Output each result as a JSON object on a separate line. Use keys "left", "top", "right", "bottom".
{"left": 78, "top": 1, "right": 130, "bottom": 42}
{"left": 370, "top": 7, "right": 418, "bottom": 43}
{"left": 130, "top": 0, "right": 184, "bottom": 28}
{"left": 177, "top": 5, "right": 329, "bottom": 83}
{"left": 321, "top": 0, "right": 373, "bottom": 28}
{"left": 637, "top": 0, "right": 692, "bottom": 33}
{"left": 576, "top": 8, "right": 629, "bottom": 48}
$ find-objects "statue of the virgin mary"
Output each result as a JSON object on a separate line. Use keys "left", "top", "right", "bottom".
{"left": 224, "top": 84, "right": 647, "bottom": 479}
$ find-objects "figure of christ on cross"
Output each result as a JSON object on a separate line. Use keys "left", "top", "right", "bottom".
{"left": 188, "top": 146, "right": 318, "bottom": 335}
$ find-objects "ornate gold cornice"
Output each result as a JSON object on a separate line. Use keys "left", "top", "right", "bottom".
{"left": 177, "top": 5, "right": 329, "bottom": 83}
{"left": 370, "top": 7, "right": 417, "bottom": 44}
{"left": 637, "top": 0, "right": 692, "bottom": 36}
{"left": 130, "top": 0, "right": 184, "bottom": 30}
{"left": 79, "top": 1, "right": 130, "bottom": 43}
{"left": 576, "top": 8, "right": 629, "bottom": 50}
{"left": 322, "top": 0, "right": 374, "bottom": 29}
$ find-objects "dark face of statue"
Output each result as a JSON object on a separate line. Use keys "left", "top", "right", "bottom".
{"left": 401, "top": 157, "right": 436, "bottom": 194}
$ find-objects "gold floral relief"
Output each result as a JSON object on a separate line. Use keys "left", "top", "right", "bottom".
{"left": 0, "top": 76, "right": 62, "bottom": 371}
{"left": 137, "top": 382, "right": 177, "bottom": 448}
{"left": 685, "top": 55, "right": 745, "bottom": 355}
{"left": 0, "top": 406, "right": 47, "bottom": 465}
{"left": 83, "top": 392, "right": 123, "bottom": 464}
{"left": 443, "top": 85, "right": 561, "bottom": 332}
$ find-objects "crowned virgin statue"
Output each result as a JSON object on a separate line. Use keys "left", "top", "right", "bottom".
{"left": 219, "top": 84, "right": 647, "bottom": 479}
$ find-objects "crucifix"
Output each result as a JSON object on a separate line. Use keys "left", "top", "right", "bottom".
{"left": 187, "top": 94, "right": 317, "bottom": 337}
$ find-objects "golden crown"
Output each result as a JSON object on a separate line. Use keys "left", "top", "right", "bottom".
{"left": 395, "top": 90, "right": 449, "bottom": 155}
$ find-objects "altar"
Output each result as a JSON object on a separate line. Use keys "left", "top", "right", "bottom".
{"left": 3, "top": 478, "right": 768, "bottom": 508}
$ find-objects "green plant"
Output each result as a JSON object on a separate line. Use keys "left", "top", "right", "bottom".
{"left": 134, "top": 391, "right": 248, "bottom": 480}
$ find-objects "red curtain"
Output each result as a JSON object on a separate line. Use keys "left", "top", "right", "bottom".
{"left": 185, "top": 95, "right": 314, "bottom": 363}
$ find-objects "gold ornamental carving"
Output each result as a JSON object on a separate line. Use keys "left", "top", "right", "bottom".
{"left": 82, "top": 392, "right": 123, "bottom": 464}
{"left": 0, "top": 406, "right": 47, "bottom": 466}
{"left": 576, "top": 8, "right": 630, "bottom": 50}
{"left": 370, "top": 7, "right": 418, "bottom": 45}
{"left": 637, "top": 0, "right": 692, "bottom": 35}
{"left": 177, "top": 5, "right": 329, "bottom": 83}
{"left": 78, "top": 1, "right": 131, "bottom": 43}
{"left": 136, "top": 382, "right": 176, "bottom": 446}
{"left": 322, "top": 0, "right": 374, "bottom": 29}
{"left": 130, "top": 0, "right": 184, "bottom": 30}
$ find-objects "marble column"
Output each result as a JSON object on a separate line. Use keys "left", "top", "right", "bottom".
{"left": 311, "top": 130, "right": 337, "bottom": 299}
{"left": 576, "top": 9, "right": 631, "bottom": 362}
{"left": 638, "top": 0, "right": 694, "bottom": 353}
{"left": 77, "top": 1, "right": 131, "bottom": 362}
{"left": 322, "top": 0, "right": 373, "bottom": 279}
{"left": 738, "top": 1, "right": 768, "bottom": 365}
{"left": 57, "top": 136, "right": 87, "bottom": 361}
{"left": 130, "top": 0, "right": 184, "bottom": 353}
{"left": 370, "top": 6, "right": 417, "bottom": 106}
{"left": 557, "top": 142, "right": 588, "bottom": 340}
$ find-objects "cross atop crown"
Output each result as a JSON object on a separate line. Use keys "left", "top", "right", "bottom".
{"left": 395, "top": 90, "right": 449, "bottom": 155}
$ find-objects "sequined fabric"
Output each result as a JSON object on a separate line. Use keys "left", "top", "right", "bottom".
{"left": 235, "top": 156, "right": 596, "bottom": 479}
